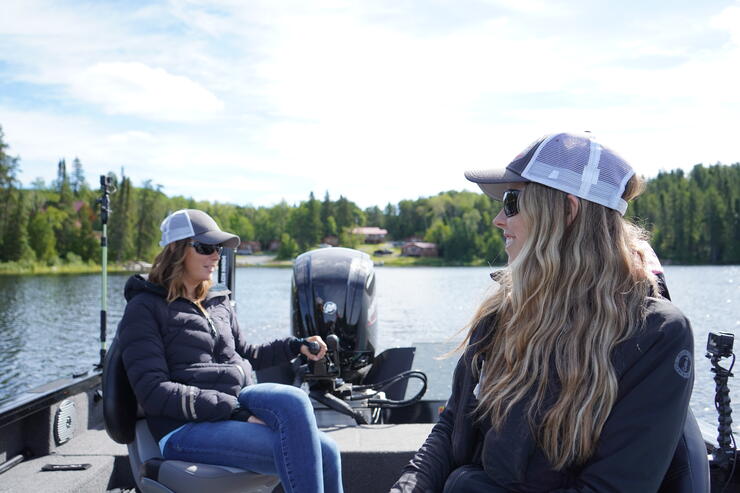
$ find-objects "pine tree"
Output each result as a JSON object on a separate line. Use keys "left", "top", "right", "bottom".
{"left": 28, "top": 210, "right": 58, "bottom": 264}
{"left": 325, "top": 216, "right": 338, "bottom": 238}
{"left": 134, "top": 180, "right": 167, "bottom": 260}
{"left": 289, "top": 192, "right": 322, "bottom": 250}
{"left": 336, "top": 196, "right": 351, "bottom": 231}
{"left": 71, "top": 157, "right": 88, "bottom": 196}
{"left": 56, "top": 159, "right": 73, "bottom": 205}
{"left": 0, "top": 126, "right": 21, "bottom": 258}
{"left": 382, "top": 203, "right": 398, "bottom": 239}
{"left": 109, "top": 175, "right": 135, "bottom": 262}
{"left": 364, "top": 206, "right": 384, "bottom": 229}
{"left": 1, "top": 191, "right": 35, "bottom": 262}
{"left": 306, "top": 192, "right": 322, "bottom": 244}
{"left": 321, "top": 191, "right": 335, "bottom": 237}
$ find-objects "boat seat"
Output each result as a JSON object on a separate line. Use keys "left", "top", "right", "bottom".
{"left": 102, "top": 337, "right": 279, "bottom": 493}
{"left": 659, "top": 408, "right": 710, "bottom": 493}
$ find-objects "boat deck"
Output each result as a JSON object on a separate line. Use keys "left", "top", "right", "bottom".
{"left": 0, "top": 423, "right": 435, "bottom": 493}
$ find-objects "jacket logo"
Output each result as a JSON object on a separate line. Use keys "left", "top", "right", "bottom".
{"left": 674, "top": 349, "right": 692, "bottom": 379}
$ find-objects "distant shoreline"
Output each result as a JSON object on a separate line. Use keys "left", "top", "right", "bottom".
{"left": 0, "top": 255, "right": 495, "bottom": 275}
{"left": 2, "top": 256, "right": 736, "bottom": 275}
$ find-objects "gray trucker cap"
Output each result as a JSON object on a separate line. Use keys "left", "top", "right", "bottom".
{"left": 465, "top": 132, "right": 635, "bottom": 215}
{"left": 159, "top": 209, "right": 240, "bottom": 248}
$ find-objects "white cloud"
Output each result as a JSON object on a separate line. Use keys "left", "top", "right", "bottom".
{"left": 70, "top": 62, "right": 224, "bottom": 122}
{"left": 1, "top": 1, "right": 739, "bottom": 208}
{"left": 710, "top": 2, "right": 740, "bottom": 45}
{"left": 481, "top": 0, "right": 570, "bottom": 16}
{"left": 105, "top": 131, "right": 157, "bottom": 145}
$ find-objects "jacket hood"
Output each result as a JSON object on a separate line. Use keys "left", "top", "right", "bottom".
{"left": 124, "top": 274, "right": 166, "bottom": 302}
{"left": 123, "top": 274, "right": 231, "bottom": 302}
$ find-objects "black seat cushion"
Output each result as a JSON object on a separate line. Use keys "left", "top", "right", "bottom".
{"left": 102, "top": 337, "right": 138, "bottom": 444}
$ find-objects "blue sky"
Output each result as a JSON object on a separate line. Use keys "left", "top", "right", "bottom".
{"left": 1, "top": 0, "right": 739, "bottom": 208}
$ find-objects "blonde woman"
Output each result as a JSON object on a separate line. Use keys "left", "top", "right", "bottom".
{"left": 118, "top": 209, "right": 343, "bottom": 493}
{"left": 392, "top": 133, "right": 701, "bottom": 492}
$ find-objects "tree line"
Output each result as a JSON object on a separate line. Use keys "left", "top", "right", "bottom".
{"left": 1, "top": 125, "right": 738, "bottom": 267}
{"left": 630, "top": 164, "right": 740, "bottom": 264}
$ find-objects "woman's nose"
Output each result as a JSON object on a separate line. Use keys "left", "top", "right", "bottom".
{"left": 493, "top": 208, "right": 507, "bottom": 229}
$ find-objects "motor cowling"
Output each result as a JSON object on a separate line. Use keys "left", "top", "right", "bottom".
{"left": 291, "top": 248, "right": 377, "bottom": 383}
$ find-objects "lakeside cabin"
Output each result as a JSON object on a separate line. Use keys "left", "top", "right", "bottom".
{"left": 237, "top": 240, "right": 261, "bottom": 255}
{"left": 351, "top": 227, "right": 388, "bottom": 243}
{"left": 402, "top": 241, "right": 439, "bottom": 257}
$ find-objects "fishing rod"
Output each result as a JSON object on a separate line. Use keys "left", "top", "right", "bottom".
{"left": 95, "top": 175, "right": 113, "bottom": 370}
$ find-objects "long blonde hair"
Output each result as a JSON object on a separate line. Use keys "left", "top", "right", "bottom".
{"left": 148, "top": 239, "right": 212, "bottom": 303}
{"left": 465, "top": 176, "right": 656, "bottom": 470}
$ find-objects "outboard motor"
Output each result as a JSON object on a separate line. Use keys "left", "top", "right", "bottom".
{"left": 290, "top": 248, "right": 426, "bottom": 426}
{"left": 291, "top": 247, "right": 378, "bottom": 383}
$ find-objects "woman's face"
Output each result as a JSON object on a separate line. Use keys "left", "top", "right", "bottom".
{"left": 182, "top": 242, "right": 220, "bottom": 288}
{"left": 493, "top": 183, "right": 529, "bottom": 264}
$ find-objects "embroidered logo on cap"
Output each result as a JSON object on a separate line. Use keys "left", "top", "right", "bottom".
{"left": 674, "top": 349, "right": 692, "bottom": 379}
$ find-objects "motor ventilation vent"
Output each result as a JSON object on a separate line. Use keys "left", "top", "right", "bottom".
{"left": 54, "top": 399, "right": 76, "bottom": 445}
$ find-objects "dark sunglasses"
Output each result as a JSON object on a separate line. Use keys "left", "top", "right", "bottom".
{"left": 502, "top": 189, "right": 520, "bottom": 217}
{"left": 189, "top": 242, "right": 223, "bottom": 256}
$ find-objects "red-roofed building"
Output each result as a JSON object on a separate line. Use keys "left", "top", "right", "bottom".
{"left": 402, "top": 241, "right": 438, "bottom": 257}
{"left": 237, "top": 241, "right": 261, "bottom": 255}
{"left": 351, "top": 227, "right": 388, "bottom": 244}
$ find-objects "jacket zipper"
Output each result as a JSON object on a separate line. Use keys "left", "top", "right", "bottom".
{"left": 204, "top": 312, "right": 217, "bottom": 338}
{"left": 190, "top": 299, "right": 217, "bottom": 339}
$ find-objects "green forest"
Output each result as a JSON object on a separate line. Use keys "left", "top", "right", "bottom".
{"left": 0, "top": 124, "right": 738, "bottom": 272}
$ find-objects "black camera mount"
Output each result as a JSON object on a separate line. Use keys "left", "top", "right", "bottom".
{"left": 706, "top": 331, "right": 737, "bottom": 479}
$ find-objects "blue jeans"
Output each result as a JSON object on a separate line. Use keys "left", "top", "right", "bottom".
{"left": 162, "top": 383, "right": 343, "bottom": 493}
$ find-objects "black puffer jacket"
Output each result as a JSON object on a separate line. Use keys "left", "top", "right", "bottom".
{"left": 117, "top": 274, "right": 302, "bottom": 441}
{"left": 391, "top": 297, "right": 695, "bottom": 492}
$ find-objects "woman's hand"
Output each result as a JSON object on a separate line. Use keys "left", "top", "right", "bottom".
{"left": 231, "top": 405, "right": 266, "bottom": 425}
{"left": 300, "top": 335, "right": 328, "bottom": 361}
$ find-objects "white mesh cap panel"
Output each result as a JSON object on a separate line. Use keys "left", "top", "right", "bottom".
{"left": 159, "top": 209, "right": 195, "bottom": 246}
{"left": 595, "top": 149, "right": 634, "bottom": 211}
{"left": 520, "top": 134, "right": 633, "bottom": 215}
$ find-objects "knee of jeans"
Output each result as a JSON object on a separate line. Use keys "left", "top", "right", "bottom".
{"left": 319, "top": 434, "right": 340, "bottom": 459}
{"left": 280, "top": 385, "right": 312, "bottom": 409}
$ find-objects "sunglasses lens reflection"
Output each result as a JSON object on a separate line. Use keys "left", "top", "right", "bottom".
{"left": 503, "top": 190, "right": 519, "bottom": 217}
{"left": 191, "top": 242, "right": 222, "bottom": 255}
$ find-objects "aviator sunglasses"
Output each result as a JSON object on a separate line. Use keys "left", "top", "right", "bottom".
{"left": 189, "top": 241, "right": 223, "bottom": 256}
{"left": 502, "top": 189, "right": 520, "bottom": 217}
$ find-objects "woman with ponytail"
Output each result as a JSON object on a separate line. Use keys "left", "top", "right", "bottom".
{"left": 392, "top": 133, "right": 700, "bottom": 492}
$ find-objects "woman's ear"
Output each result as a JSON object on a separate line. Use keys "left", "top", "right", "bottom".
{"left": 566, "top": 194, "right": 580, "bottom": 225}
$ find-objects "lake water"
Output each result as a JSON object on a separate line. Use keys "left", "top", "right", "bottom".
{"left": 0, "top": 265, "right": 737, "bottom": 428}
